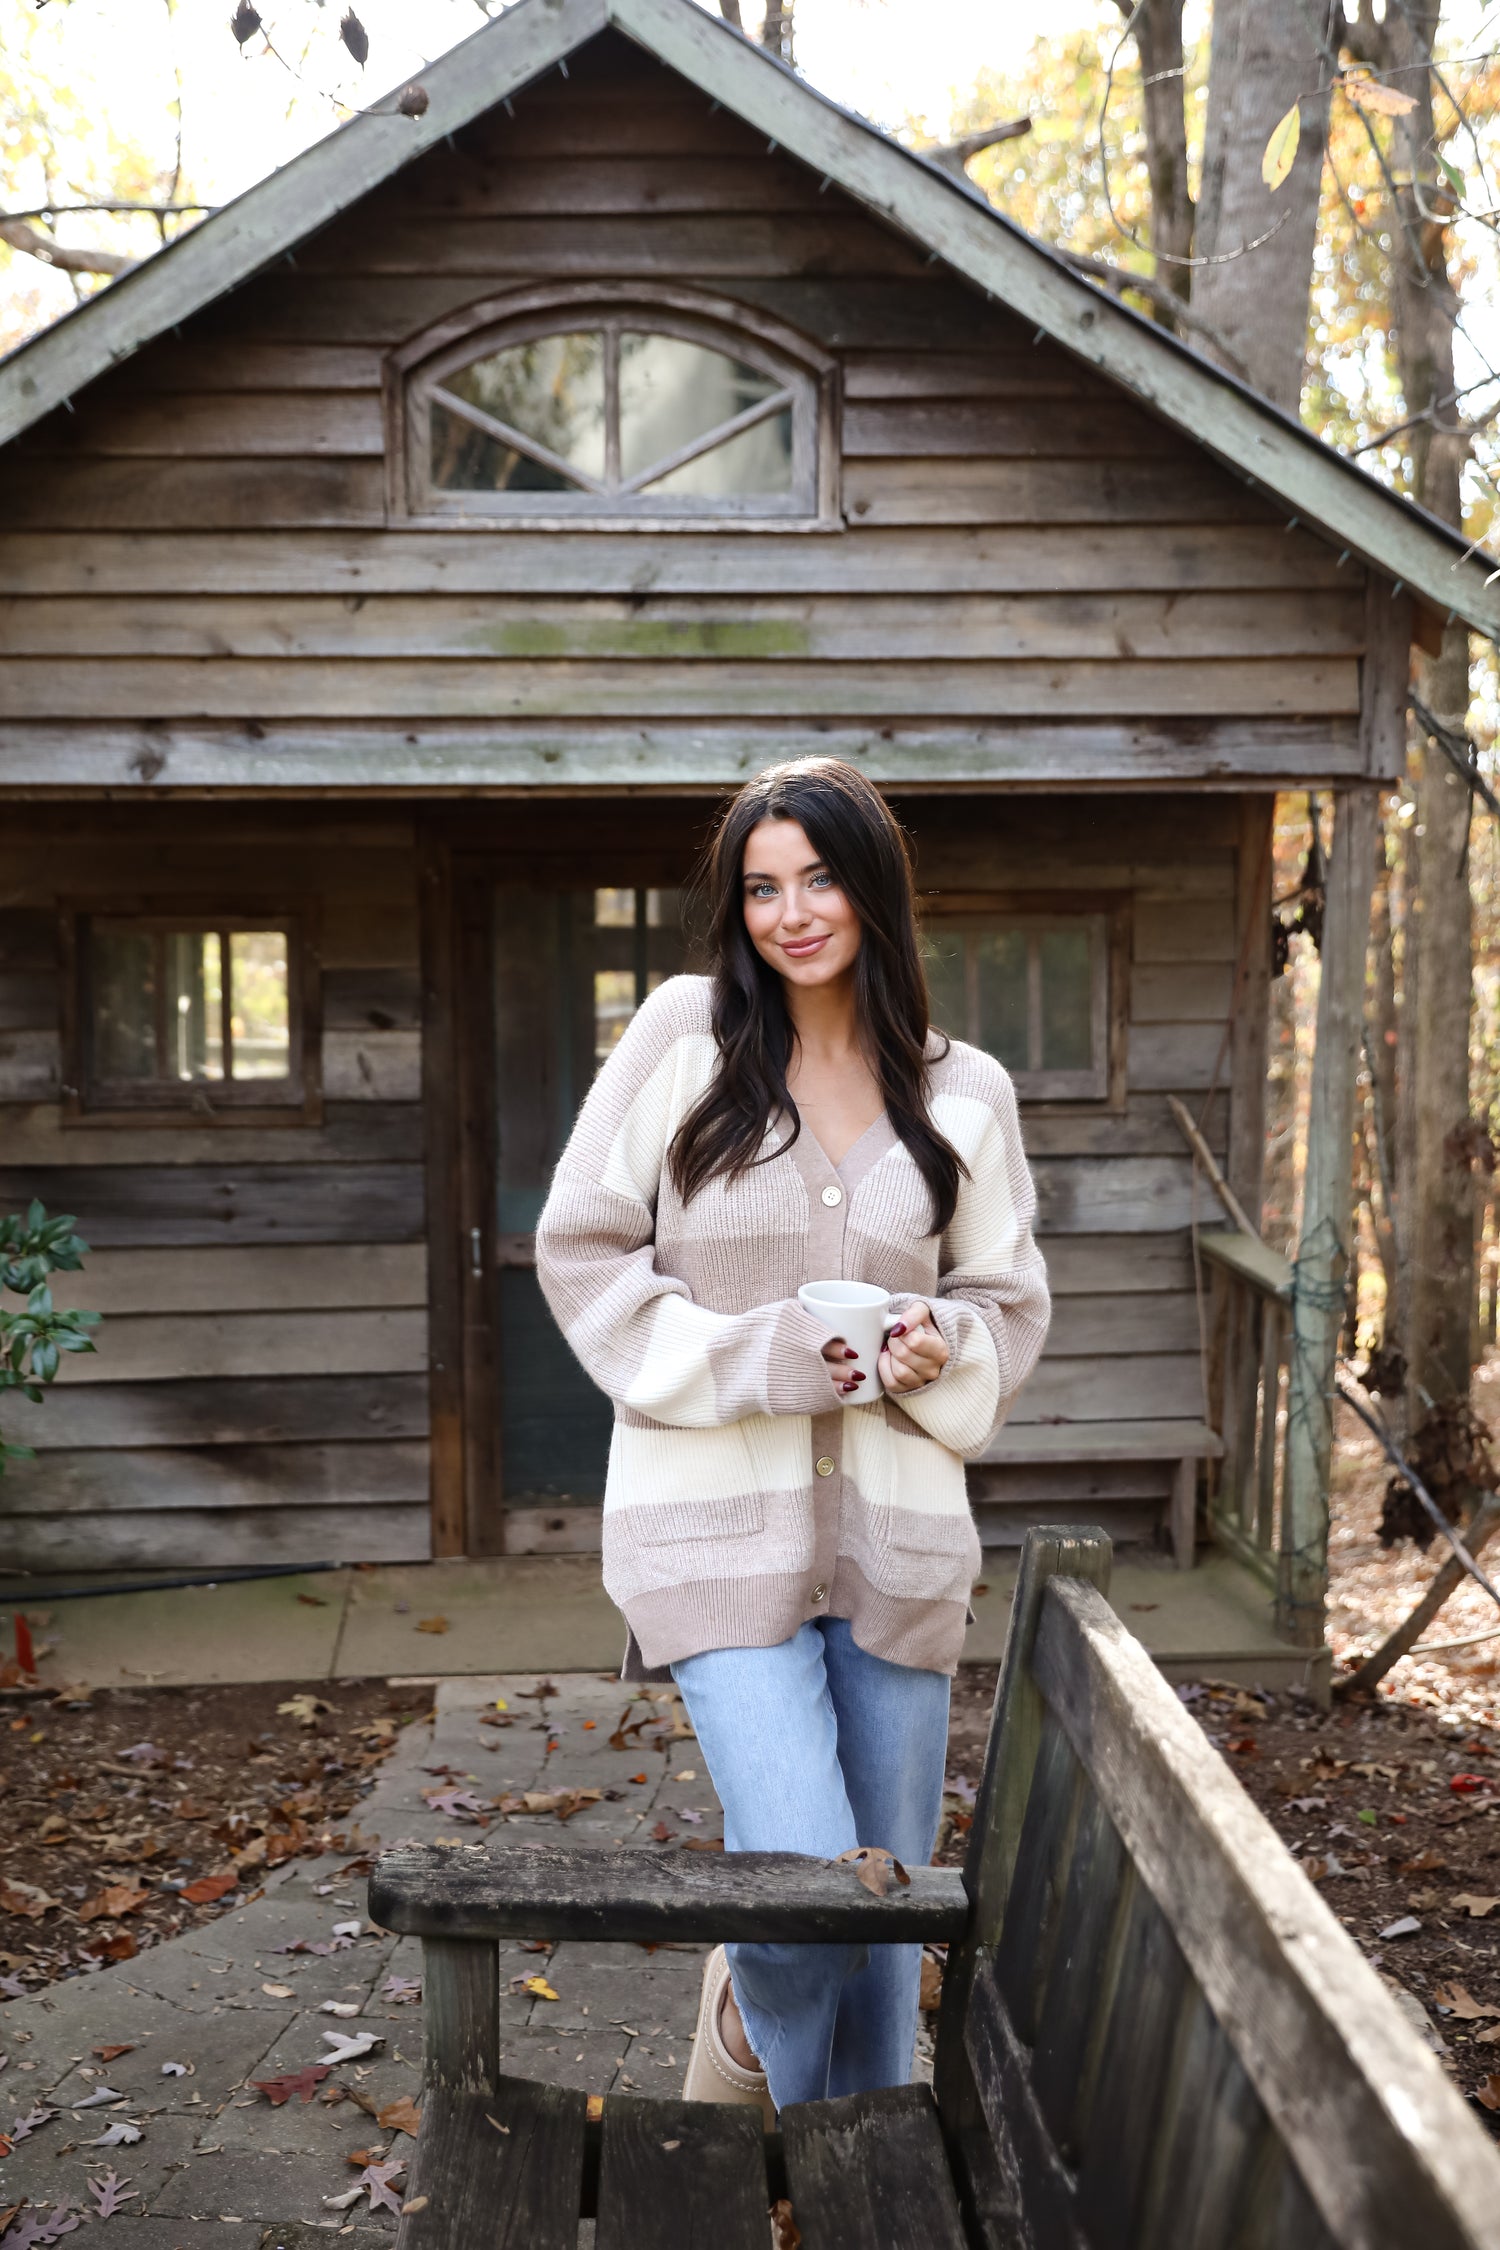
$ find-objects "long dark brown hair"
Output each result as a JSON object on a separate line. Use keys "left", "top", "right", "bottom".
{"left": 668, "top": 757, "right": 967, "bottom": 1235}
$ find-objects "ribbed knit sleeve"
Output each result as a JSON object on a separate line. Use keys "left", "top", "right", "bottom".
{"left": 535, "top": 978, "right": 835, "bottom": 1430}
{"left": 895, "top": 1052, "right": 1051, "bottom": 1457}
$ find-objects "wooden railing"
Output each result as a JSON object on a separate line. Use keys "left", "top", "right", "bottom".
{"left": 1199, "top": 1227, "right": 1296, "bottom": 1589}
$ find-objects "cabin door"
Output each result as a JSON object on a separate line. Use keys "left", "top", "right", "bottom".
{"left": 491, "top": 879, "right": 689, "bottom": 1542}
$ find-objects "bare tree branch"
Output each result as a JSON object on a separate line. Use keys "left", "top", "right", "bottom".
{"left": 923, "top": 118, "right": 1032, "bottom": 178}
{"left": 717, "top": 0, "right": 744, "bottom": 25}
{"left": 0, "top": 219, "right": 134, "bottom": 277}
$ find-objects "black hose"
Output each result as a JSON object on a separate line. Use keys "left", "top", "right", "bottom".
{"left": 0, "top": 1560, "right": 341, "bottom": 1605}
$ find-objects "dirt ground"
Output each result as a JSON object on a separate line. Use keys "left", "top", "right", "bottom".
{"left": 0, "top": 1677, "right": 432, "bottom": 2002}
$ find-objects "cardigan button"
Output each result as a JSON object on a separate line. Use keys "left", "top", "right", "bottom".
{"left": 811, "top": 1583, "right": 828, "bottom": 1602}
{"left": 820, "top": 1184, "right": 843, "bottom": 1206}
{"left": 815, "top": 1456, "right": 836, "bottom": 1477}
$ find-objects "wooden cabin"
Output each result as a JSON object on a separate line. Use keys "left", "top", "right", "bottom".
{"left": 1, "top": 0, "right": 1495, "bottom": 1650}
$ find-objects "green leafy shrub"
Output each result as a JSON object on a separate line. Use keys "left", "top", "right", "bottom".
{"left": 0, "top": 1200, "right": 100, "bottom": 1473}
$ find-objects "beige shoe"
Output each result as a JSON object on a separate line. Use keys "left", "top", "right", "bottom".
{"left": 682, "top": 1945, "right": 777, "bottom": 2129}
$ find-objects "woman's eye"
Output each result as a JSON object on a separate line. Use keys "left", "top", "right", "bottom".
{"left": 809, "top": 872, "right": 834, "bottom": 890}
{"left": 748, "top": 882, "right": 777, "bottom": 900}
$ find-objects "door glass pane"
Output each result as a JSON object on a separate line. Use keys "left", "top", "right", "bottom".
{"left": 163, "top": 931, "right": 223, "bottom": 1083}
{"left": 1039, "top": 927, "right": 1093, "bottom": 1071}
{"left": 444, "top": 332, "right": 606, "bottom": 477}
{"left": 619, "top": 333, "right": 781, "bottom": 482}
{"left": 229, "top": 930, "right": 291, "bottom": 1080}
{"left": 975, "top": 930, "right": 1029, "bottom": 1072}
{"left": 91, "top": 925, "right": 159, "bottom": 1081}
{"left": 495, "top": 882, "right": 689, "bottom": 1505}
{"left": 922, "top": 927, "right": 967, "bottom": 1042}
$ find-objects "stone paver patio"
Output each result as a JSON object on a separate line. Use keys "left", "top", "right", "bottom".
{"left": 0, "top": 1675, "right": 718, "bottom": 2247}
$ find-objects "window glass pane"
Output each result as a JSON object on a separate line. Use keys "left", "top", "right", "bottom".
{"left": 922, "top": 928, "right": 967, "bottom": 1043}
{"left": 444, "top": 332, "right": 606, "bottom": 478}
{"left": 162, "top": 931, "right": 224, "bottom": 1082}
{"left": 594, "top": 968, "right": 637, "bottom": 1068}
{"left": 619, "top": 333, "right": 781, "bottom": 484}
{"left": 643, "top": 408, "right": 794, "bottom": 498}
{"left": 645, "top": 888, "right": 680, "bottom": 929}
{"left": 91, "top": 925, "right": 159, "bottom": 1081}
{"left": 430, "top": 401, "right": 578, "bottom": 494}
{"left": 975, "top": 930, "right": 1029, "bottom": 1072}
{"left": 593, "top": 888, "right": 635, "bottom": 928}
{"left": 1039, "top": 927, "right": 1093, "bottom": 1071}
{"left": 229, "top": 931, "right": 290, "bottom": 1080}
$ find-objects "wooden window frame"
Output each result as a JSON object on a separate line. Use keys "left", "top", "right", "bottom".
{"left": 61, "top": 899, "right": 323, "bottom": 1129}
{"left": 921, "top": 890, "right": 1129, "bottom": 1110}
{"left": 386, "top": 282, "right": 841, "bottom": 531}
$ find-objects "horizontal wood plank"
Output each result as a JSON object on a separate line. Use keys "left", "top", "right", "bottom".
{"left": 1040, "top": 1235, "right": 1196, "bottom": 1295}
{"left": 1033, "top": 1154, "right": 1202, "bottom": 1234}
{"left": 65, "top": 1307, "right": 426, "bottom": 1383}
{"left": 0, "top": 656, "right": 1361, "bottom": 720}
{"left": 0, "top": 590, "right": 1365, "bottom": 663}
{"left": 0, "top": 970, "right": 58, "bottom": 1031}
{"left": 3, "top": 1371, "right": 429, "bottom": 1449}
{"left": 0, "top": 718, "right": 1366, "bottom": 790}
{"left": 1046, "top": 1293, "right": 1200, "bottom": 1358}
{"left": 0, "top": 1502, "right": 430, "bottom": 1570}
{"left": 46, "top": 1241, "right": 427, "bottom": 1313}
{"left": 0, "top": 1438, "right": 429, "bottom": 1514}
{"left": 1134, "top": 898, "right": 1237, "bottom": 963}
{"left": 0, "top": 1101, "right": 424, "bottom": 1166}
{"left": 1131, "top": 963, "right": 1236, "bottom": 1022}
{"left": 370, "top": 1844, "right": 970, "bottom": 1944}
{"left": 982, "top": 1418, "right": 1222, "bottom": 1466}
{"left": 1127, "top": 1022, "right": 1226, "bottom": 1093}
{"left": 294, "top": 209, "right": 927, "bottom": 279}
{"left": 1007, "top": 1357, "right": 1207, "bottom": 1425}
{"left": 38, "top": 393, "right": 384, "bottom": 460}
{"left": 844, "top": 456, "right": 1267, "bottom": 527}
{"left": 0, "top": 1029, "right": 59, "bottom": 1100}
{"left": 3, "top": 458, "right": 386, "bottom": 532}
{"left": 0, "top": 1164, "right": 424, "bottom": 1244}
{"left": 0, "top": 526, "right": 1360, "bottom": 599}
{"left": 324, "top": 966, "right": 422, "bottom": 1031}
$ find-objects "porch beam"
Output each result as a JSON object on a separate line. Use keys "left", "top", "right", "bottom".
{"left": 1278, "top": 786, "right": 1379, "bottom": 1647}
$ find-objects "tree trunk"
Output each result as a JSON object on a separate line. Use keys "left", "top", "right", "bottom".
{"left": 1193, "top": 0, "right": 1338, "bottom": 411}
{"left": 1366, "top": 830, "right": 1400, "bottom": 1329}
{"left": 1117, "top": 0, "right": 1194, "bottom": 304}
{"left": 760, "top": 0, "right": 793, "bottom": 65}
{"left": 1364, "top": 2, "right": 1478, "bottom": 1421}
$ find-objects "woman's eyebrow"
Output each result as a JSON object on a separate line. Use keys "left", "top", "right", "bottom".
{"left": 741, "top": 860, "right": 828, "bottom": 882}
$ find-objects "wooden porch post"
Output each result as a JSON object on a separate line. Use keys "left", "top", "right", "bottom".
{"left": 1278, "top": 786, "right": 1379, "bottom": 1647}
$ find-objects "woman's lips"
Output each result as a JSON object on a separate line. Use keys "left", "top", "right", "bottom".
{"left": 781, "top": 934, "right": 830, "bottom": 958}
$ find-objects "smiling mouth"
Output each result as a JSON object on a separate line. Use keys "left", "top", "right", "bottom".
{"left": 781, "top": 934, "right": 830, "bottom": 958}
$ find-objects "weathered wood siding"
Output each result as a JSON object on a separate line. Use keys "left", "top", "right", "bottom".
{"left": 0, "top": 33, "right": 1370, "bottom": 796}
{"left": 0, "top": 812, "right": 430, "bottom": 1570}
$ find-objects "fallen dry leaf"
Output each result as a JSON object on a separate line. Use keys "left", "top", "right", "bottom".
{"left": 260, "top": 1983, "right": 296, "bottom": 2000}
{"left": 253, "top": 2065, "right": 333, "bottom": 2106}
{"left": 77, "top": 1883, "right": 149, "bottom": 1923}
{"left": 180, "top": 1871, "right": 238, "bottom": 1906}
{"left": 1478, "top": 2075, "right": 1500, "bottom": 2113}
{"left": 680, "top": 1836, "right": 724, "bottom": 1852}
{"left": 416, "top": 1618, "right": 450, "bottom": 1635}
{"left": 376, "top": 2096, "right": 423, "bottom": 2137}
{"left": 522, "top": 1975, "right": 560, "bottom": 2002}
{"left": 91, "top": 2046, "right": 134, "bottom": 2064}
{"left": 1435, "top": 1983, "right": 1499, "bottom": 2021}
{"left": 401, "top": 2198, "right": 430, "bottom": 2217}
{"left": 0, "top": 1880, "right": 59, "bottom": 1921}
{"left": 919, "top": 1955, "right": 944, "bottom": 2012}
{"left": 586, "top": 2094, "right": 604, "bottom": 2122}
{"left": 1452, "top": 1895, "right": 1500, "bottom": 1919}
{"left": 834, "top": 1846, "right": 911, "bottom": 1898}
{"left": 770, "top": 2197, "right": 803, "bottom": 2250}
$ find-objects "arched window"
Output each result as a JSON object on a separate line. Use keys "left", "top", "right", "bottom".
{"left": 393, "top": 290, "right": 832, "bottom": 523}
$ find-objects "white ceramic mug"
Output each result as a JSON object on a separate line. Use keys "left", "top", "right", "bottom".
{"left": 798, "top": 1280, "right": 901, "bottom": 1398}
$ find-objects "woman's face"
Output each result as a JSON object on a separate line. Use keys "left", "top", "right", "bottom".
{"left": 740, "top": 817, "right": 862, "bottom": 990}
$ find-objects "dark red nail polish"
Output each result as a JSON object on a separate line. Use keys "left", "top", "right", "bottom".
{"left": 890, "top": 1323, "right": 907, "bottom": 1338}
{"left": 843, "top": 1347, "right": 859, "bottom": 1360}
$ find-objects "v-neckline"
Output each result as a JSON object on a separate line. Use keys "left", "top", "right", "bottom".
{"left": 799, "top": 1110, "right": 894, "bottom": 1186}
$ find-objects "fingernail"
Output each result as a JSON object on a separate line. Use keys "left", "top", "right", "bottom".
{"left": 890, "top": 1323, "right": 907, "bottom": 1338}
{"left": 843, "top": 1347, "right": 859, "bottom": 1360}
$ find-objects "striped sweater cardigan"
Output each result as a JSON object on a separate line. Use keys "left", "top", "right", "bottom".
{"left": 535, "top": 975, "right": 1051, "bottom": 1678}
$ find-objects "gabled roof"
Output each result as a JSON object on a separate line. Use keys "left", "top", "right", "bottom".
{"left": 3, "top": 0, "right": 1496, "bottom": 640}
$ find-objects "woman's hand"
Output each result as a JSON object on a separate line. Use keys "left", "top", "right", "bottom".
{"left": 879, "top": 1301, "right": 949, "bottom": 1394}
{"left": 821, "top": 1334, "right": 867, "bottom": 1400}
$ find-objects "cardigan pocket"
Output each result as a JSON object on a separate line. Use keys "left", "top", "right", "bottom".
{"left": 630, "top": 1490, "right": 767, "bottom": 1545}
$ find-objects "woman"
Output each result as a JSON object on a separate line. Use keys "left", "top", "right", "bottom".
{"left": 536, "top": 757, "right": 1049, "bottom": 2120}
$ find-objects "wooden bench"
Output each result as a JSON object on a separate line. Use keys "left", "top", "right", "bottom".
{"left": 977, "top": 1419, "right": 1225, "bottom": 1567}
{"left": 369, "top": 1529, "right": 1500, "bottom": 2250}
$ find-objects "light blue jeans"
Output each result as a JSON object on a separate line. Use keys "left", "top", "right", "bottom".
{"left": 670, "top": 1616, "right": 950, "bottom": 2111}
